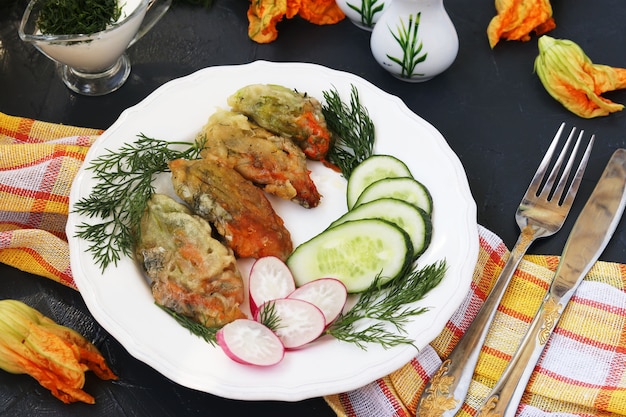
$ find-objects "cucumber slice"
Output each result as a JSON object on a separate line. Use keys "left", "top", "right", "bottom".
{"left": 329, "top": 198, "right": 432, "bottom": 258}
{"left": 354, "top": 177, "right": 433, "bottom": 215}
{"left": 287, "top": 219, "right": 412, "bottom": 293}
{"left": 347, "top": 155, "right": 413, "bottom": 209}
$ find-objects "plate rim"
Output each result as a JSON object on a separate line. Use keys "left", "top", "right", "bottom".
{"left": 67, "top": 60, "right": 479, "bottom": 401}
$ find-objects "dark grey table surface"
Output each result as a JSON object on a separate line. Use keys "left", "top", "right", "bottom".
{"left": 1, "top": 0, "right": 626, "bottom": 415}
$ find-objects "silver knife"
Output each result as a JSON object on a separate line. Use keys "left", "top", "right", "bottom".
{"left": 475, "top": 148, "right": 626, "bottom": 417}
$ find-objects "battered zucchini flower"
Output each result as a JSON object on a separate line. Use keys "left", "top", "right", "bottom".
{"left": 0, "top": 299, "right": 117, "bottom": 404}
{"left": 487, "top": 0, "right": 555, "bottom": 48}
{"left": 534, "top": 35, "right": 626, "bottom": 118}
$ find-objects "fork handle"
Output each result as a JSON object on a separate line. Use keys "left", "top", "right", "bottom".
{"left": 416, "top": 229, "right": 535, "bottom": 417}
{"left": 476, "top": 149, "right": 626, "bottom": 417}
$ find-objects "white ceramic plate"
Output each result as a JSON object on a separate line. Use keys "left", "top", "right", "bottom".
{"left": 67, "top": 61, "right": 478, "bottom": 401}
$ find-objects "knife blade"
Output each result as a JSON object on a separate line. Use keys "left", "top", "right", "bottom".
{"left": 475, "top": 148, "right": 626, "bottom": 417}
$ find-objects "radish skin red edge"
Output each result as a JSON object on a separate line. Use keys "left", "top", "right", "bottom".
{"left": 255, "top": 298, "right": 326, "bottom": 349}
{"left": 248, "top": 256, "right": 296, "bottom": 316}
{"left": 219, "top": 257, "right": 348, "bottom": 366}
{"left": 217, "top": 319, "right": 285, "bottom": 366}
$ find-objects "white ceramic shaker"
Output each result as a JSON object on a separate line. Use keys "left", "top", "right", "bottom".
{"left": 335, "top": 0, "right": 392, "bottom": 30}
{"left": 370, "top": 0, "right": 458, "bottom": 81}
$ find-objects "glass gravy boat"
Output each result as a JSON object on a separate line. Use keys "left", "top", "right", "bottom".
{"left": 19, "top": 0, "right": 172, "bottom": 96}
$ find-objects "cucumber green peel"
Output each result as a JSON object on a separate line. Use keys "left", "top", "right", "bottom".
{"left": 330, "top": 198, "right": 432, "bottom": 259}
{"left": 287, "top": 219, "right": 413, "bottom": 293}
{"left": 354, "top": 176, "right": 433, "bottom": 214}
{"left": 346, "top": 154, "right": 412, "bottom": 209}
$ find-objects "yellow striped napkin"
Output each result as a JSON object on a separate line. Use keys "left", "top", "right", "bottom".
{"left": 1, "top": 113, "right": 625, "bottom": 416}
{"left": 326, "top": 226, "right": 626, "bottom": 416}
{"left": 0, "top": 112, "right": 101, "bottom": 288}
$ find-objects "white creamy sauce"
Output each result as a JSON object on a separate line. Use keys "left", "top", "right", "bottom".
{"left": 36, "top": 0, "right": 146, "bottom": 72}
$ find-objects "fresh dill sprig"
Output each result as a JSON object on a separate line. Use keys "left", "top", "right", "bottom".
{"left": 322, "top": 85, "right": 375, "bottom": 179}
{"left": 157, "top": 304, "right": 219, "bottom": 345}
{"left": 327, "top": 260, "right": 447, "bottom": 349}
{"left": 73, "top": 134, "right": 204, "bottom": 271}
{"left": 257, "top": 301, "right": 282, "bottom": 332}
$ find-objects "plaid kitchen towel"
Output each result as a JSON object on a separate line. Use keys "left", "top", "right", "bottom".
{"left": 0, "top": 112, "right": 101, "bottom": 289}
{"left": 1, "top": 113, "right": 626, "bottom": 416}
{"left": 326, "top": 226, "right": 626, "bottom": 417}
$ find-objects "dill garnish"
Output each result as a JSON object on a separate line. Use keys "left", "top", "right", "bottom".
{"left": 72, "top": 85, "right": 445, "bottom": 352}
{"left": 157, "top": 304, "right": 219, "bottom": 345}
{"left": 322, "top": 85, "right": 375, "bottom": 179}
{"left": 36, "top": 0, "right": 122, "bottom": 35}
{"left": 158, "top": 262, "right": 446, "bottom": 349}
{"left": 327, "top": 261, "right": 447, "bottom": 349}
{"left": 157, "top": 302, "right": 282, "bottom": 346}
{"left": 257, "top": 301, "right": 281, "bottom": 332}
{"left": 73, "top": 134, "right": 204, "bottom": 271}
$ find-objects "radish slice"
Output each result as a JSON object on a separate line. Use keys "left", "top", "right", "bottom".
{"left": 217, "top": 319, "right": 285, "bottom": 366}
{"left": 248, "top": 256, "right": 296, "bottom": 316}
{"left": 288, "top": 278, "right": 348, "bottom": 325}
{"left": 256, "top": 298, "right": 326, "bottom": 349}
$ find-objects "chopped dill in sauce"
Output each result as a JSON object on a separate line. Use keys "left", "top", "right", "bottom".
{"left": 36, "top": 0, "right": 122, "bottom": 35}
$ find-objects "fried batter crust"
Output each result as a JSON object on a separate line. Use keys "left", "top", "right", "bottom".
{"left": 169, "top": 158, "right": 293, "bottom": 261}
{"left": 227, "top": 84, "right": 332, "bottom": 161}
{"left": 136, "top": 193, "right": 246, "bottom": 328}
{"left": 199, "top": 109, "right": 320, "bottom": 208}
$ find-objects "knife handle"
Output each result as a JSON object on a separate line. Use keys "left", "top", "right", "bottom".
{"left": 477, "top": 148, "right": 626, "bottom": 417}
{"left": 476, "top": 292, "right": 565, "bottom": 417}
{"left": 416, "top": 232, "right": 534, "bottom": 417}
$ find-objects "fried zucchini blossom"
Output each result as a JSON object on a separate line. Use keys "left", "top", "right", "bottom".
{"left": 535, "top": 35, "right": 626, "bottom": 118}
{"left": 0, "top": 299, "right": 117, "bottom": 404}
{"left": 487, "top": 0, "right": 555, "bottom": 48}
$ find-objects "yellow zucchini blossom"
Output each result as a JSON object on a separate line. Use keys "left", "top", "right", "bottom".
{"left": 247, "top": 0, "right": 344, "bottom": 43}
{"left": 534, "top": 35, "right": 626, "bottom": 118}
{"left": 0, "top": 299, "right": 117, "bottom": 404}
{"left": 487, "top": 0, "right": 555, "bottom": 48}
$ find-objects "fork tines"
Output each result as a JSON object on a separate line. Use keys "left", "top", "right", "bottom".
{"left": 530, "top": 122, "right": 595, "bottom": 206}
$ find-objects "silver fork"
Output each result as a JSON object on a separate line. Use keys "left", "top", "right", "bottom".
{"left": 415, "top": 123, "right": 595, "bottom": 417}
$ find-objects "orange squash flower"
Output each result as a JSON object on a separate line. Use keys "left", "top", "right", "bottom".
{"left": 247, "top": 0, "right": 345, "bottom": 43}
{"left": 297, "top": 0, "right": 345, "bottom": 25}
{"left": 0, "top": 299, "right": 117, "bottom": 404}
{"left": 535, "top": 35, "right": 626, "bottom": 118}
{"left": 487, "top": 0, "right": 555, "bottom": 48}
